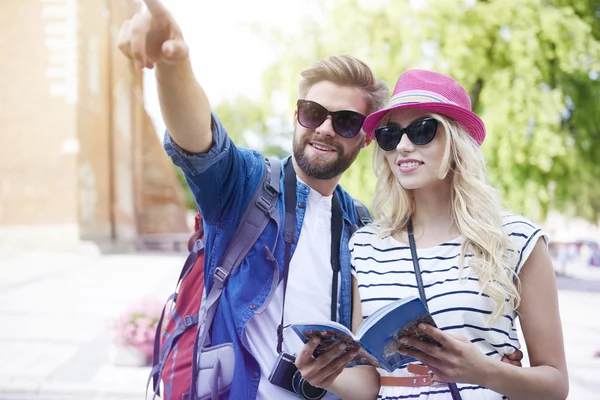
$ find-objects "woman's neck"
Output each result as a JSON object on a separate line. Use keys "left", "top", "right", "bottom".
{"left": 400, "top": 182, "right": 460, "bottom": 246}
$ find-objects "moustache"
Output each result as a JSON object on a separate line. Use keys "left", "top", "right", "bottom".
{"left": 303, "top": 136, "right": 342, "bottom": 153}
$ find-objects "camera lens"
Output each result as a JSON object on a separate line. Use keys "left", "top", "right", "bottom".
{"left": 292, "top": 370, "right": 327, "bottom": 400}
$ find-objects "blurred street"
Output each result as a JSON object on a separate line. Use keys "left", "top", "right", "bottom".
{"left": 0, "top": 250, "right": 185, "bottom": 400}
{"left": 0, "top": 251, "right": 598, "bottom": 400}
{"left": 2, "top": 0, "right": 600, "bottom": 399}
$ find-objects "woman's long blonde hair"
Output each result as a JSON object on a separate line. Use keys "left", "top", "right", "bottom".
{"left": 372, "top": 113, "right": 519, "bottom": 321}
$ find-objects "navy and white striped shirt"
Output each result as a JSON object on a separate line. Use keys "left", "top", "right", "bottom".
{"left": 349, "top": 214, "right": 546, "bottom": 400}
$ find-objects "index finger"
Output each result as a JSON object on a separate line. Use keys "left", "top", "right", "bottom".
{"left": 143, "top": 0, "right": 169, "bottom": 17}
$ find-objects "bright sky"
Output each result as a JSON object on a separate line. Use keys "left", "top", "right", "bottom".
{"left": 142, "top": 0, "right": 396, "bottom": 136}
{"left": 143, "top": 0, "right": 322, "bottom": 135}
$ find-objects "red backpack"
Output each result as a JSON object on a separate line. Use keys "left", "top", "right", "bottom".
{"left": 149, "top": 211, "right": 205, "bottom": 400}
{"left": 147, "top": 157, "right": 284, "bottom": 400}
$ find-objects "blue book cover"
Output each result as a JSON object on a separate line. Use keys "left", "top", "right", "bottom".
{"left": 290, "top": 296, "right": 439, "bottom": 372}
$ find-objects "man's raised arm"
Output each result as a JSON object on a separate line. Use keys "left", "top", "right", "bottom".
{"left": 117, "top": 0, "right": 212, "bottom": 154}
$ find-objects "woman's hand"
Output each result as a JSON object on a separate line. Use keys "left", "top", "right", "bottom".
{"left": 295, "top": 338, "right": 358, "bottom": 390}
{"left": 501, "top": 349, "right": 523, "bottom": 366}
{"left": 397, "top": 323, "right": 493, "bottom": 385}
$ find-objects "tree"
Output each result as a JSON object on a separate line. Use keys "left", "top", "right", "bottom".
{"left": 247, "top": 0, "right": 600, "bottom": 221}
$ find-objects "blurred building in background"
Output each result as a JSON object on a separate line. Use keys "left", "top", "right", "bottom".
{"left": 0, "top": 0, "right": 189, "bottom": 254}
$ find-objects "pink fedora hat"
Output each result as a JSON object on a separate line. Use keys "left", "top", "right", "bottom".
{"left": 363, "top": 70, "right": 486, "bottom": 145}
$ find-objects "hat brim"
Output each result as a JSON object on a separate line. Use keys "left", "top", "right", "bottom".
{"left": 363, "top": 103, "right": 486, "bottom": 146}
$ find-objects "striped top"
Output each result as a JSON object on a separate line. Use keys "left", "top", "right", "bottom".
{"left": 349, "top": 214, "right": 546, "bottom": 400}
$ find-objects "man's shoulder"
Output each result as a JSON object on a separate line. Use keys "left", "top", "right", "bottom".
{"left": 334, "top": 185, "right": 361, "bottom": 211}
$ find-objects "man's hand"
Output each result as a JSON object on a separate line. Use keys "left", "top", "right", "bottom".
{"left": 117, "top": 0, "right": 189, "bottom": 69}
{"left": 501, "top": 350, "right": 524, "bottom": 367}
{"left": 295, "top": 338, "right": 357, "bottom": 390}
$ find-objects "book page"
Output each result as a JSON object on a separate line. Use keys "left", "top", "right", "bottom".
{"left": 290, "top": 323, "right": 382, "bottom": 368}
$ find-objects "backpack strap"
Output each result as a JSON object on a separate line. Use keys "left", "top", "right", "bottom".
{"left": 203, "top": 156, "right": 281, "bottom": 318}
{"left": 353, "top": 199, "right": 372, "bottom": 228}
{"left": 188, "top": 157, "right": 282, "bottom": 400}
{"left": 211, "top": 157, "right": 281, "bottom": 290}
{"left": 148, "top": 238, "right": 205, "bottom": 398}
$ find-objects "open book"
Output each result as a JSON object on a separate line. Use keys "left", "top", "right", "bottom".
{"left": 290, "top": 296, "right": 439, "bottom": 372}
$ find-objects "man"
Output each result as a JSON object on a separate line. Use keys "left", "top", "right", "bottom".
{"left": 117, "top": 1, "right": 522, "bottom": 398}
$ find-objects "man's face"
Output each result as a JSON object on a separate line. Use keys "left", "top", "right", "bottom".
{"left": 293, "top": 81, "right": 368, "bottom": 180}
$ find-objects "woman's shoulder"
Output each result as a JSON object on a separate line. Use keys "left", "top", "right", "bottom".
{"left": 501, "top": 213, "right": 549, "bottom": 274}
{"left": 352, "top": 223, "right": 381, "bottom": 240}
{"left": 501, "top": 213, "right": 546, "bottom": 241}
{"left": 349, "top": 224, "right": 385, "bottom": 247}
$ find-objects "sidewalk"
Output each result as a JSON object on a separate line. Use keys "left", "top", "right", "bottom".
{"left": 0, "top": 252, "right": 599, "bottom": 399}
{"left": 556, "top": 258, "right": 600, "bottom": 282}
{"left": 0, "top": 251, "right": 185, "bottom": 400}
{"left": 556, "top": 290, "right": 600, "bottom": 399}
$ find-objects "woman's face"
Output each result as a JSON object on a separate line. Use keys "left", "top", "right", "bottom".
{"left": 382, "top": 109, "right": 448, "bottom": 191}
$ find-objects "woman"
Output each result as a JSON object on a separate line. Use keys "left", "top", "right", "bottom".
{"left": 295, "top": 70, "right": 568, "bottom": 400}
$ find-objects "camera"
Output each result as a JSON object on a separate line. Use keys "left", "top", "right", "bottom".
{"left": 268, "top": 352, "right": 327, "bottom": 400}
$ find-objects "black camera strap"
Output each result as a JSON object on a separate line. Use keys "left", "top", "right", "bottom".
{"left": 277, "top": 160, "right": 342, "bottom": 354}
{"left": 407, "top": 219, "right": 463, "bottom": 400}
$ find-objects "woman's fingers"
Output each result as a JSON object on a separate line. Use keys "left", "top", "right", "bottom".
{"left": 398, "top": 346, "right": 443, "bottom": 370}
{"left": 400, "top": 336, "right": 443, "bottom": 358}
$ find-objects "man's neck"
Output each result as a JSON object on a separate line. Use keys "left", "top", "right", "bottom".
{"left": 291, "top": 157, "right": 341, "bottom": 196}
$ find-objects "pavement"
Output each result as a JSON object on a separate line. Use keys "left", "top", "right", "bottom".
{"left": 0, "top": 250, "right": 599, "bottom": 400}
{"left": 0, "top": 250, "right": 186, "bottom": 400}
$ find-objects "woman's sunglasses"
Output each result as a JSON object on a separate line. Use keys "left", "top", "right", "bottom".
{"left": 296, "top": 100, "right": 366, "bottom": 139}
{"left": 374, "top": 118, "right": 439, "bottom": 151}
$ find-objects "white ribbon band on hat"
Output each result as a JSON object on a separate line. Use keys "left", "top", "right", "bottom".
{"left": 387, "top": 89, "right": 458, "bottom": 107}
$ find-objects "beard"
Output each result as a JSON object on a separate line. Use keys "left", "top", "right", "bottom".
{"left": 293, "top": 132, "right": 364, "bottom": 180}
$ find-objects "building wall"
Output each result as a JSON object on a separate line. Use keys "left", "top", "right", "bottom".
{"left": 0, "top": 0, "right": 189, "bottom": 254}
{"left": 0, "top": 0, "right": 79, "bottom": 228}
{"left": 139, "top": 111, "right": 189, "bottom": 235}
{"left": 77, "top": 0, "right": 113, "bottom": 240}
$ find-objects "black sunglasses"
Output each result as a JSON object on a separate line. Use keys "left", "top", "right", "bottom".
{"left": 374, "top": 118, "right": 439, "bottom": 151}
{"left": 296, "top": 100, "right": 366, "bottom": 139}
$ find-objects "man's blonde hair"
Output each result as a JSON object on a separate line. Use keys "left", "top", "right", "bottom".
{"left": 299, "top": 55, "right": 389, "bottom": 115}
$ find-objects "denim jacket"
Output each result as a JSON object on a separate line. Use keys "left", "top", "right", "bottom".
{"left": 164, "top": 114, "right": 361, "bottom": 400}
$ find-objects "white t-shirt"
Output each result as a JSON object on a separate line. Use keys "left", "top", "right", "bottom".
{"left": 350, "top": 214, "right": 546, "bottom": 400}
{"left": 244, "top": 183, "right": 340, "bottom": 400}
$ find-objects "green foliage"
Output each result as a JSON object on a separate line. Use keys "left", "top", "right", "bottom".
{"left": 240, "top": 0, "right": 600, "bottom": 222}
{"left": 185, "top": 0, "right": 600, "bottom": 223}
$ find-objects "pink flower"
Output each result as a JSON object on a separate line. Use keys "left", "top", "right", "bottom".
{"left": 112, "top": 298, "right": 163, "bottom": 354}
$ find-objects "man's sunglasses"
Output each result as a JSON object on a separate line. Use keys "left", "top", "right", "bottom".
{"left": 296, "top": 100, "right": 366, "bottom": 139}
{"left": 374, "top": 118, "right": 439, "bottom": 151}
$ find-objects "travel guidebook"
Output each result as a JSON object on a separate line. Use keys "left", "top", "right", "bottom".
{"left": 290, "top": 296, "right": 440, "bottom": 372}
